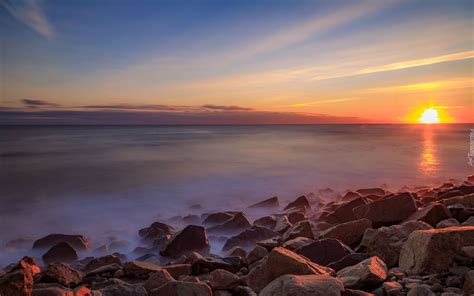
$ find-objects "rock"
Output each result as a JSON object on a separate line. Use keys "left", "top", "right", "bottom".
{"left": 460, "top": 246, "right": 474, "bottom": 258}
{"left": 322, "top": 218, "right": 372, "bottom": 247}
{"left": 192, "top": 256, "right": 241, "bottom": 274}
{"left": 31, "top": 284, "right": 91, "bottom": 296}
{"left": 405, "top": 203, "right": 452, "bottom": 227}
{"left": 282, "top": 220, "right": 314, "bottom": 241}
{"left": 149, "top": 281, "right": 212, "bottom": 296}
{"left": 382, "top": 281, "right": 402, "bottom": 296}
{"left": 407, "top": 285, "right": 435, "bottom": 296}
{"left": 436, "top": 218, "right": 461, "bottom": 228}
{"left": 32, "top": 234, "right": 89, "bottom": 250}
{"left": 327, "top": 253, "right": 369, "bottom": 272}
{"left": 342, "top": 289, "right": 375, "bottom": 295}
{"left": 244, "top": 246, "right": 333, "bottom": 293}
{"left": 324, "top": 197, "right": 368, "bottom": 224}
{"left": 222, "top": 225, "right": 279, "bottom": 251}
{"left": 210, "top": 269, "right": 240, "bottom": 289}
{"left": 336, "top": 256, "right": 387, "bottom": 290}
{"left": 99, "top": 283, "right": 147, "bottom": 296}
{"left": 248, "top": 196, "right": 279, "bottom": 209}
{"left": 260, "top": 274, "right": 344, "bottom": 296}
{"left": 42, "top": 243, "right": 78, "bottom": 265}
{"left": 445, "top": 275, "right": 462, "bottom": 287}
{"left": 287, "top": 212, "right": 307, "bottom": 224}
{"left": 463, "top": 270, "right": 474, "bottom": 295}
{"left": 283, "top": 195, "right": 310, "bottom": 211}
{"left": 235, "top": 285, "right": 257, "bottom": 296}
{"left": 342, "top": 191, "right": 363, "bottom": 202}
{"left": 144, "top": 269, "right": 175, "bottom": 293}
{"left": 256, "top": 237, "right": 281, "bottom": 251}
{"left": 442, "top": 193, "right": 474, "bottom": 208}
{"left": 123, "top": 261, "right": 162, "bottom": 278}
{"left": 295, "top": 238, "right": 353, "bottom": 266}
{"left": 462, "top": 216, "right": 474, "bottom": 226}
{"left": 39, "top": 262, "right": 84, "bottom": 288}
{"left": 207, "top": 212, "right": 252, "bottom": 234}
{"left": 246, "top": 245, "right": 269, "bottom": 265}
{"left": 83, "top": 255, "right": 122, "bottom": 273}
{"left": 399, "top": 226, "right": 474, "bottom": 274}
{"left": 139, "top": 221, "right": 176, "bottom": 243}
{"left": 366, "top": 221, "right": 433, "bottom": 267}
{"left": 356, "top": 188, "right": 386, "bottom": 196}
{"left": 161, "top": 225, "right": 210, "bottom": 257}
{"left": 202, "top": 212, "right": 236, "bottom": 226}
{"left": 353, "top": 192, "right": 417, "bottom": 227}
{"left": 226, "top": 246, "right": 247, "bottom": 258}
{"left": 282, "top": 237, "right": 314, "bottom": 251}
{"left": 86, "top": 263, "right": 122, "bottom": 277}
{"left": 0, "top": 257, "right": 40, "bottom": 296}
{"left": 214, "top": 291, "right": 232, "bottom": 296}
{"left": 162, "top": 264, "right": 191, "bottom": 279}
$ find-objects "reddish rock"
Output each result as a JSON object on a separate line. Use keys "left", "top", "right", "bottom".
{"left": 295, "top": 238, "right": 353, "bottom": 266}
{"left": 260, "top": 274, "right": 344, "bottom": 296}
{"left": 442, "top": 193, "right": 474, "bottom": 208}
{"left": 42, "top": 243, "right": 78, "bottom": 265}
{"left": 342, "top": 191, "right": 363, "bottom": 202}
{"left": 33, "top": 234, "right": 89, "bottom": 250}
{"left": 0, "top": 257, "right": 40, "bottom": 296}
{"left": 282, "top": 220, "right": 314, "bottom": 241}
{"left": 282, "top": 237, "right": 314, "bottom": 251}
{"left": 248, "top": 196, "right": 279, "bottom": 209}
{"left": 39, "top": 262, "right": 84, "bottom": 288}
{"left": 161, "top": 225, "right": 210, "bottom": 257}
{"left": 222, "top": 225, "right": 279, "bottom": 251}
{"left": 322, "top": 218, "right": 372, "bottom": 247}
{"left": 283, "top": 195, "right": 310, "bottom": 211}
{"left": 149, "top": 281, "right": 212, "bottom": 296}
{"left": 327, "top": 253, "right": 369, "bottom": 272}
{"left": 337, "top": 256, "right": 387, "bottom": 290}
{"left": 405, "top": 202, "right": 452, "bottom": 227}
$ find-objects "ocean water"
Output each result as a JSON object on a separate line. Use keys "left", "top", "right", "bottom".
{"left": 0, "top": 124, "right": 472, "bottom": 264}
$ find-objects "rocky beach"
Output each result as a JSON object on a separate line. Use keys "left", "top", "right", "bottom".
{"left": 1, "top": 175, "right": 474, "bottom": 296}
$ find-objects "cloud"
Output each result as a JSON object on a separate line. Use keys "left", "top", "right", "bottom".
{"left": 201, "top": 105, "right": 253, "bottom": 111}
{"left": 2, "top": 0, "right": 55, "bottom": 39}
{"left": 22, "top": 99, "right": 59, "bottom": 107}
{"left": 289, "top": 98, "right": 355, "bottom": 107}
{"left": 80, "top": 104, "right": 253, "bottom": 112}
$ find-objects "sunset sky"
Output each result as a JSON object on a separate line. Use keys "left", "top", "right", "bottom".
{"left": 1, "top": 0, "right": 473, "bottom": 124}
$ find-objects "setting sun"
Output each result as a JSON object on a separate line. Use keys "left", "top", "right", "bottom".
{"left": 419, "top": 108, "right": 440, "bottom": 124}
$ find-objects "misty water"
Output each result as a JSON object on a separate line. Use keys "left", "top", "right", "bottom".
{"left": 0, "top": 124, "right": 473, "bottom": 265}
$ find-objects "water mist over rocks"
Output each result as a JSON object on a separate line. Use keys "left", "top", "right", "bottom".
{"left": 1, "top": 175, "right": 474, "bottom": 295}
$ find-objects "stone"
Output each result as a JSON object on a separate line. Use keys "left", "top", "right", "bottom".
{"left": 144, "top": 270, "right": 175, "bottom": 293}
{"left": 83, "top": 255, "right": 122, "bottom": 273}
{"left": 282, "top": 220, "right": 314, "bottom": 241}
{"left": 407, "top": 286, "right": 435, "bottom": 296}
{"left": 383, "top": 281, "right": 403, "bottom": 296}
{"left": 39, "top": 262, "right": 84, "bottom": 288}
{"left": 86, "top": 263, "right": 122, "bottom": 277}
{"left": 248, "top": 196, "right": 279, "bottom": 209}
{"left": 99, "top": 283, "right": 147, "bottom": 296}
{"left": 210, "top": 269, "right": 240, "bottom": 289}
{"left": 32, "top": 234, "right": 89, "bottom": 250}
{"left": 246, "top": 245, "right": 269, "bottom": 265}
{"left": 222, "top": 225, "right": 279, "bottom": 251}
{"left": 139, "top": 221, "right": 176, "bottom": 243}
{"left": 295, "top": 238, "right": 353, "bottom": 266}
{"left": 244, "top": 246, "right": 333, "bottom": 293}
{"left": 327, "top": 253, "right": 369, "bottom": 272}
{"left": 336, "top": 256, "right": 387, "bottom": 290}
{"left": 399, "top": 226, "right": 474, "bottom": 274}
{"left": 226, "top": 246, "right": 247, "bottom": 258}
{"left": 202, "top": 212, "right": 236, "bottom": 226}
{"left": 287, "top": 212, "right": 307, "bottom": 224}
{"left": 324, "top": 197, "right": 368, "bottom": 224}
{"left": 462, "top": 216, "right": 474, "bottom": 226}
{"left": 260, "top": 274, "right": 344, "bottom": 296}
{"left": 436, "top": 218, "right": 461, "bottom": 228}
{"left": 235, "top": 285, "right": 257, "bottom": 296}
{"left": 442, "top": 193, "right": 474, "bottom": 208}
{"left": 149, "top": 281, "right": 212, "bottom": 296}
{"left": 322, "top": 218, "right": 372, "bottom": 247}
{"left": 0, "top": 257, "right": 40, "bottom": 296}
{"left": 42, "top": 243, "right": 78, "bottom": 265}
{"left": 282, "top": 237, "right": 314, "bottom": 251}
{"left": 31, "top": 284, "right": 87, "bottom": 296}
{"left": 460, "top": 246, "right": 474, "bottom": 258}
{"left": 366, "top": 221, "right": 432, "bottom": 268}
{"left": 356, "top": 188, "right": 386, "bottom": 196}
{"left": 405, "top": 203, "right": 452, "bottom": 227}
{"left": 192, "top": 256, "right": 241, "bottom": 274}
{"left": 342, "top": 191, "right": 363, "bottom": 201}
{"left": 445, "top": 275, "right": 462, "bottom": 287}
{"left": 207, "top": 212, "right": 252, "bottom": 234}
{"left": 283, "top": 195, "right": 310, "bottom": 211}
{"left": 123, "top": 261, "right": 162, "bottom": 278}
{"left": 353, "top": 192, "right": 417, "bottom": 227}
{"left": 161, "top": 225, "right": 210, "bottom": 257}
{"left": 463, "top": 270, "right": 474, "bottom": 295}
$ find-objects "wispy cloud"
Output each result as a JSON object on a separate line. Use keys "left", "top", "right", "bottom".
{"left": 289, "top": 98, "right": 355, "bottom": 107}
{"left": 201, "top": 105, "right": 253, "bottom": 111}
{"left": 2, "top": 0, "right": 54, "bottom": 39}
{"left": 22, "top": 99, "right": 59, "bottom": 107}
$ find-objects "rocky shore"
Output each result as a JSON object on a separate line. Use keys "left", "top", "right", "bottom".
{"left": 1, "top": 175, "right": 474, "bottom": 296}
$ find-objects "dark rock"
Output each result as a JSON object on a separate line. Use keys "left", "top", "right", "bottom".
{"left": 144, "top": 269, "right": 175, "bottom": 293}
{"left": 32, "top": 234, "right": 89, "bottom": 250}
{"left": 192, "top": 256, "right": 241, "bottom": 274}
{"left": 123, "top": 261, "right": 162, "bottom": 278}
{"left": 324, "top": 197, "right": 367, "bottom": 224}
{"left": 282, "top": 220, "right": 314, "bottom": 241}
{"left": 356, "top": 188, "right": 386, "bottom": 196}
{"left": 260, "top": 274, "right": 344, "bottom": 296}
{"left": 98, "top": 282, "right": 147, "bottom": 296}
{"left": 405, "top": 202, "right": 452, "bottom": 227}
{"left": 42, "top": 242, "right": 78, "bottom": 265}
{"left": 282, "top": 237, "right": 314, "bottom": 251}
{"left": 207, "top": 212, "right": 251, "bottom": 234}
{"left": 436, "top": 218, "right": 460, "bottom": 228}
{"left": 248, "top": 196, "right": 279, "bottom": 209}
{"left": 39, "top": 262, "right": 84, "bottom": 288}
{"left": 0, "top": 257, "right": 40, "bottom": 296}
{"left": 336, "top": 256, "right": 387, "bottom": 290}
{"left": 210, "top": 268, "right": 240, "bottom": 289}
{"left": 161, "top": 225, "right": 210, "bottom": 257}
{"left": 246, "top": 245, "right": 269, "bottom": 265}
{"left": 295, "top": 238, "right": 353, "bottom": 266}
{"left": 322, "top": 218, "right": 372, "bottom": 247}
{"left": 283, "top": 195, "right": 310, "bottom": 211}
{"left": 202, "top": 212, "right": 237, "bottom": 226}
{"left": 327, "top": 253, "right": 369, "bottom": 272}
{"left": 150, "top": 281, "right": 212, "bottom": 296}
{"left": 83, "top": 255, "right": 122, "bottom": 273}
{"left": 406, "top": 286, "right": 435, "bottom": 296}
{"left": 222, "top": 225, "right": 279, "bottom": 251}
{"left": 139, "top": 221, "right": 176, "bottom": 243}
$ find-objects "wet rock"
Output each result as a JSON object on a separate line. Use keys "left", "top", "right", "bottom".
{"left": 353, "top": 192, "right": 417, "bottom": 227}
{"left": 244, "top": 246, "right": 333, "bottom": 293}
{"left": 436, "top": 218, "right": 461, "bottom": 228}
{"left": 248, "top": 196, "right": 279, "bottom": 209}
{"left": 327, "top": 253, "right": 369, "bottom": 272}
{"left": 32, "top": 234, "right": 89, "bottom": 251}
{"left": 39, "top": 262, "right": 84, "bottom": 288}
{"left": 337, "top": 256, "right": 387, "bottom": 290}
{"left": 207, "top": 212, "right": 252, "bottom": 234}
{"left": 295, "top": 238, "right": 353, "bottom": 266}
{"left": 210, "top": 268, "right": 240, "bottom": 289}
{"left": 192, "top": 256, "right": 241, "bottom": 274}
{"left": 0, "top": 257, "right": 40, "bottom": 296}
{"left": 98, "top": 283, "right": 147, "bottom": 296}
{"left": 399, "top": 226, "right": 474, "bottom": 274}
{"left": 282, "top": 220, "right": 314, "bottom": 241}
{"left": 161, "top": 225, "right": 210, "bottom": 257}
{"left": 282, "top": 237, "right": 314, "bottom": 251}
{"left": 405, "top": 203, "right": 452, "bottom": 227}
{"left": 463, "top": 270, "right": 474, "bottom": 295}
{"left": 83, "top": 255, "right": 122, "bottom": 273}
{"left": 322, "top": 218, "right": 372, "bottom": 247}
{"left": 144, "top": 269, "right": 175, "bottom": 293}
{"left": 149, "top": 281, "right": 212, "bottom": 296}
{"left": 260, "top": 274, "right": 344, "bottom": 296}
{"left": 222, "top": 225, "right": 279, "bottom": 251}
{"left": 246, "top": 245, "right": 269, "bottom": 265}
{"left": 366, "top": 221, "right": 432, "bottom": 268}
{"left": 283, "top": 195, "right": 310, "bottom": 211}
{"left": 139, "top": 221, "right": 176, "bottom": 243}
{"left": 324, "top": 197, "right": 368, "bottom": 224}
{"left": 42, "top": 243, "right": 78, "bottom": 265}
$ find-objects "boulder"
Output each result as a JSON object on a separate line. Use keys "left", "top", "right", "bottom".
{"left": 382, "top": 281, "right": 402, "bottom": 296}
{"left": 222, "top": 225, "right": 279, "bottom": 251}
{"left": 282, "top": 220, "right": 314, "bottom": 241}
{"left": 139, "top": 221, "right": 176, "bottom": 243}
{"left": 282, "top": 237, "right": 314, "bottom": 251}
{"left": 98, "top": 283, "right": 147, "bottom": 296}
{"left": 209, "top": 269, "right": 240, "bottom": 289}
{"left": 295, "top": 238, "right": 353, "bottom": 266}
{"left": 144, "top": 270, "right": 175, "bottom": 293}
{"left": 39, "top": 262, "right": 84, "bottom": 288}
{"left": 226, "top": 246, "right": 247, "bottom": 258}
{"left": 405, "top": 203, "right": 452, "bottom": 227}
{"left": 207, "top": 212, "right": 251, "bottom": 234}
{"left": 31, "top": 284, "right": 92, "bottom": 296}
{"left": 83, "top": 255, "right": 122, "bottom": 273}
{"left": 336, "top": 256, "right": 387, "bottom": 290}
{"left": 161, "top": 225, "right": 210, "bottom": 257}
{"left": 149, "top": 281, "right": 212, "bottom": 296}
{"left": 283, "top": 195, "right": 310, "bottom": 211}
{"left": 85, "top": 263, "right": 122, "bottom": 277}
{"left": 436, "top": 218, "right": 460, "bottom": 228}
{"left": 192, "top": 257, "right": 241, "bottom": 274}
{"left": 441, "top": 193, "right": 474, "bottom": 208}
{"left": 0, "top": 257, "right": 40, "bottom": 296}
{"left": 260, "top": 274, "right": 344, "bottom": 296}
{"left": 248, "top": 196, "right": 279, "bottom": 209}
{"left": 322, "top": 218, "right": 372, "bottom": 247}
{"left": 202, "top": 212, "right": 236, "bottom": 226}
{"left": 366, "top": 221, "right": 432, "bottom": 268}
{"left": 399, "top": 226, "right": 474, "bottom": 274}
{"left": 246, "top": 245, "right": 269, "bottom": 265}
{"left": 353, "top": 192, "right": 417, "bottom": 227}
{"left": 244, "top": 246, "right": 333, "bottom": 293}
{"left": 406, "top": 286, "right": 435, "bottom": 296}
{"left": 324, "top": 197, "right": 368, "bottom": 224}
{"left": 464, "top": 270, "right": 474, "bottom": 295}
{"left": 123, "top": 261, "right": 162, "bottom": 278}
{"left": 42, "top": 243, "right": 78, "bottom": 265}
{"left": 342, "top": 191, "right": 363, "bottom": 202}
{"left": 32, "top": 234, "right": 89, "bottom": 250}
{"left": 327, "top": 253, "right": 369, "bottom": 272}
{"left": 356, "top": 188, "right": 385, "bottom": 196}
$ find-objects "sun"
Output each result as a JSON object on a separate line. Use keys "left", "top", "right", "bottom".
{"left": 419, "top": 108, "right": 440, "bottom": 124}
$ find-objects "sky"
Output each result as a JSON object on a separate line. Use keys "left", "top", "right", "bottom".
{"left": 0, "top": 0, "right": 473, "bottom": 124}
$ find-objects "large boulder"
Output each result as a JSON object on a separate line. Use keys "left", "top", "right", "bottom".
{"left": 31, "top": 284, "right": 93, "bottom": 296}
{"left": 209, "top": 268, "right": 240, "bottom": 289}
{"left": 83, "top": 255, "right": 122, "bottom": 273}
{"left": 222, "top": 225, "right": 279, "bottom": 251}
{"left": 441, "top": 193, "right": 474, "bottom": 208}
{"left": 282, "top": 220, "right": 314, "bottom": 241}
{"left": 149, "top": 281, "right": 212, "bottom": 296}
{"left": 399, "top": 226, "right": 474, "bottom": 274}
{"left": 327, "top": 253, "right": 369, "bottom": 272}
{"left": 282, "top": 237, "right": 314, "bottom": 251}
{"left": 32, "top": 234, "right": 89, "bottom": 250}
{"left": 0, "top": 257, "right": 40, "bottom": 296}
{"left": 139, "top": 221, "right": 176, "bottom": 243}
{"left": 295, "top": 238, "right": 353, "bottom": 266}
{"left": 404, "top": 202, "right": 451, "bottom": 227}
{"left": 192, "top": 256, "right": 241, "bottom": 274}
{"left": 244, "top": 246, "right": 333, "bottom": 293}
{"left": 248, "top": 196, "right": 279, "bottom": 209}
{"left": 324, "top": 197, "right": 368, "bottom": 224}
{"left": 202, "top": 212, "right": 238, "bottom": 226}
{"left": 366, "top": 221, "right": 432, "bottom": 268}
{"left": 283, "top": 195, "right": 310, "bottom": 211}
{"left": 161, "top": 225, "right": 210, "bottom": 257}
{"left": 144, "top": 270, "right": 176, "bottom": 293}
{"left": 260, "top": 274, "right": 344, "bottom": 296}
{"left": 39, "top": 262, "right": 84, "bottom": 288}
{"left": 322, "top": 218, "right": 372, "bottom": 247}
{"left": 42, "top": 243, "right": 78, "bottom": 265}
{"left": 207, "top": 212, "right": 251, "bottom": 234}
{"left": 123, "top": 261, "right": 162, "bottom": 278}
{"left": 336, "top": 256, "right": 387, "bottom": 290}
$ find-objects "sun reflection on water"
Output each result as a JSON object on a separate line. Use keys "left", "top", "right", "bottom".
{"left": 419, "top": 126, "right": 439, "bottom": 176}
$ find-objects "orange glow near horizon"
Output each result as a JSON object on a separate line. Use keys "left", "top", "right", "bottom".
{"left": 419, "top": 108, "right": 440, "bottom": 124}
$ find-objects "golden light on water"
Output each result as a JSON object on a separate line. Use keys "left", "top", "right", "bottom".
{"left": 419, "top": 108, "right": 440, "bottom": 124}
{"left": 419, "top": 127, "right": 439, "bottom": 176}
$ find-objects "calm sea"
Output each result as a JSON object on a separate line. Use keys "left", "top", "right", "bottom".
{"left": 0, "top": 124, "right": 472, "bottom": 263}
